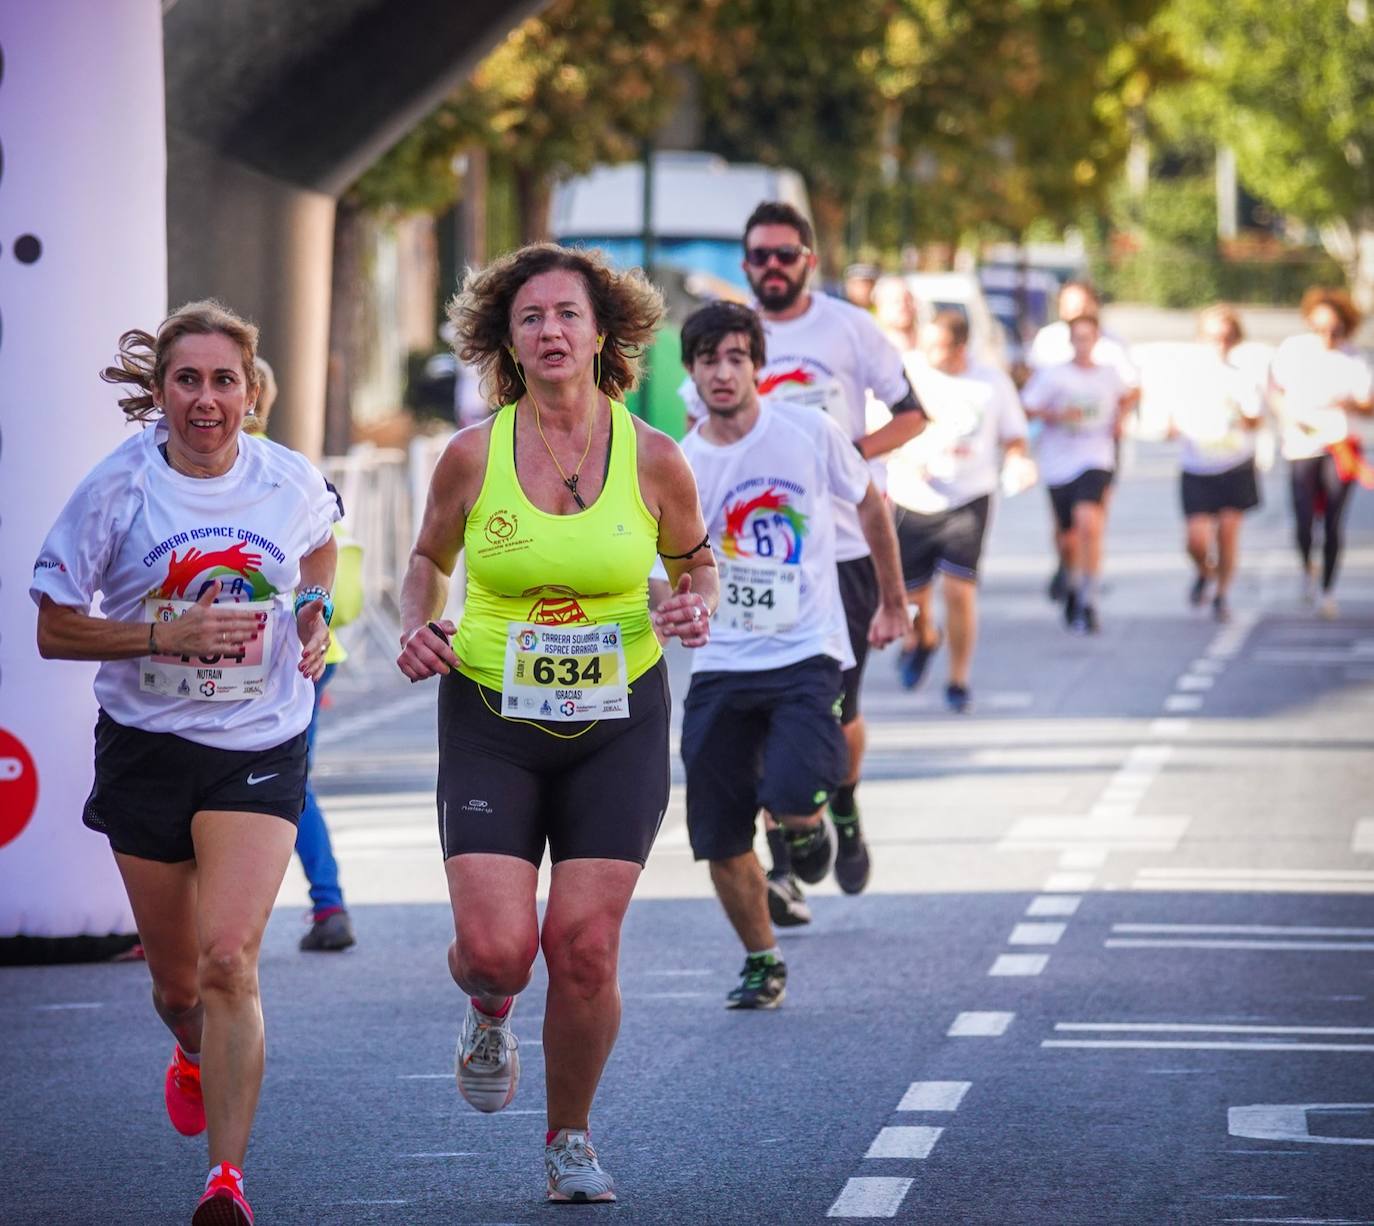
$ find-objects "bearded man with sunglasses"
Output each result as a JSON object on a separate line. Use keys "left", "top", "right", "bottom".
{"left": 686, "top": 201, "right": 927, "bottom": 917}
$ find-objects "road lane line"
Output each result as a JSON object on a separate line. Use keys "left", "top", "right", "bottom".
{"left": 1164, "top": 694, "right": 1204, "bottom": 712}
{"left": 826, "top": 1177, "right": 914, "bottom": 1218}
{"left": 948, "top": 1011, "right": 1014, "bottom": 1036}
{"left": 1107, "top": 939, "right": 1374, "bottom": 951}
{"left": 1113, "top": 924, "right": 1374, "bottom": 938}
{"left": 1044, "top": 872, "right": 1097, "bottom": 891}
{"left": 1149, "top": 718, "right": 1191, "bottom": 737}
{"left": 1354, "top": 820, "right": 1374, "bottom": 854}
{"left": 1176, "top": 674, "right": 1215, "bottom": 691}
{"left": 897, "top": 1081, "right": 971, "bottom": 1111}
{"left": 1044, "top": 1039, "right": 1374, "bottom": 1052}
{"left": 1057, "top": 1023, "right": 1374, "bottom": 1035}
{"left": 989, "top": 953, "right": 1049, "bottom": 975}
{"left": 1059, "top": 849, "right": 1106, "bottom": 868}
{"left": 1136, "top": 867, "right": 1374, "bottom": 881}
{"left": 1027, "top": 895, "right": 1081, "bottom": 917}
{"left": 1009, "top": 922, "right": 1066, "bottom": 945}
{"left": 864, "top": 1127, "right": 944, "bottom": 1159}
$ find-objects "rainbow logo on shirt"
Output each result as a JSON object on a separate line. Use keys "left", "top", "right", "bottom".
{"left": 150, "top": 539, "right": 277, "bottom": 602}
{"left": 721, "top": 486, "right": 808, "bottom": 563}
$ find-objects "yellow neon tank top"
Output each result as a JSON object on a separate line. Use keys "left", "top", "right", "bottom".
{"left": 455, "top": 400, "right": 662, "bottom": 691}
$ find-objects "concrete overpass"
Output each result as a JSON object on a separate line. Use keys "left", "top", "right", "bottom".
{"left": 163, "top": 0, "right": 541, "bottom": 456}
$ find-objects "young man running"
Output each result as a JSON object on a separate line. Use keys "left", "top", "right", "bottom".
{"left": 682, "top": 202, "right": 925, "bottom": 913}
{"left": 888, "top": 312, "right": 1031, "bottom": 710}
{"left": 678, "top": 301, "right": 907, "bottom": 1006}
{"left": 1021, "top": 315, "right": 1132, "bottom": 634}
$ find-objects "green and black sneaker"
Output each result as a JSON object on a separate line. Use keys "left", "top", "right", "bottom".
{"left": 725, "top": 953, "right": 787, "bottom": 1010}
{"left": 831, "top": 807, "right": 871, "bottom": 895}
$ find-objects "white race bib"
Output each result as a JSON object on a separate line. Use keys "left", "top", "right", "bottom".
{"left": 501, "top": 621, "right": 628, "bottom": 721}
{"left": 140, "top": 597, "right": 274, "bottom": 701}
{"left": 717, "top": 557, "right": 801, "bottom": 634}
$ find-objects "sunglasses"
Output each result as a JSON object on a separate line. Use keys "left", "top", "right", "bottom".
{"left": 744, "top": 244, "right": 810, "bottom": 268}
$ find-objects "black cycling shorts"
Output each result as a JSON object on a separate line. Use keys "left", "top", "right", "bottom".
{"left": 83, "top": 710, "right": 307, "bottom": 863}
{"left": 436, "top": 657, "right": 670, "bottom": 867}
{"left": 837, "top": 555, "right": 879, "bottom": 726}
{"left": 1181, "top": 460, "right": 1260, "bottom": 517}
{"left": 681, "top": 655, "right": 846, "bottom": 862}
{"left": 895, "top": 495, "right": 991, "bottom": 589}
{"left": 1048, "top": 468, "right": 1114, "bottom": 532}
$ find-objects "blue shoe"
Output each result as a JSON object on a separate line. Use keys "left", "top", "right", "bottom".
{"left": 945, "top": 683, "right": 971, "bottom": 714}
{"left": 898, "top": 632, "right": 942, "bottom": 690}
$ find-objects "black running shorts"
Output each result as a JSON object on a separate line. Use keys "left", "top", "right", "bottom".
{"left": 1048, "top": 468, "right": 1114, "bottom": 533}
{"left": 436, "top": 657, "right": 670, "bottom": 867}
{"left": 83, "top": 711, "right": 307, "bottom": 863}
{"left": 894, "top": 495, "right": 991, "bottom": 590}
{"left": 836, "top": 555, "right": 879, "bottom": 726}
{"left": 1181, "top": 460, "right": 1260, "bottom": 517}
{"left": 681, "top": 655, "right": 846, "bottom": 862}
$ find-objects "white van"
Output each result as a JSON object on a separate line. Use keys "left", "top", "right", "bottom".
{"left": 905, "top": 272, "right": 1009, "bottom": 370}
{"left": 550, "top": 151, "right": 811, "bottom": 291}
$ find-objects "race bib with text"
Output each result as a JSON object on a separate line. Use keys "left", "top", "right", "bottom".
{"left": 717, "top": 557, "right": 801, "bottom": 634}
{"left": 501, "top": 621, "right": 629, "bottom": 721}
{"left": 140, "top": 597, "right": 274, "bottom": 702}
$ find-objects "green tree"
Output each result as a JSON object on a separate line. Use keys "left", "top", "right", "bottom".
{"left": 1161, "top": 0, "right": 1374, "bottom": 306}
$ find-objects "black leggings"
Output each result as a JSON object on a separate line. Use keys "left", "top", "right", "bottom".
{"left": 1289, "top": 454, "right": 1356, "bottom": 592}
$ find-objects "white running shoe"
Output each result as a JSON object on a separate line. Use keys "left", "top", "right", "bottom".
{"left": 455, "top": 998, "right": 520, "bottom": 1113}
{"left": 545, "top": 1129, "right": 616, "bottom": 1203}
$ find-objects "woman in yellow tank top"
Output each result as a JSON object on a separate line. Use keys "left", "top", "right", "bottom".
{"left": 396, "top": 243, "right": 717, "bottom": 1205}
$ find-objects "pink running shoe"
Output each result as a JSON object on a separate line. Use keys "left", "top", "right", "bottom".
{"left": 164, "top": 1046, "right": 206, "bottom": 1137}
{"left": 193, "top": 1164, "right": 253, "bottom": 1226}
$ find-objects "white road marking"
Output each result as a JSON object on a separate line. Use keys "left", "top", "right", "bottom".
{"left": 1027, "top": 895, "right": 1082, "bottom": 917}
{"left": 1059, "top": 849, "right": 1107, "bottom": 868}
{"left": 406, "top": 1152, "right": 482, "bottom": 1158}
{"left": 864, "top": 1126, "right": 944, "bottom": 1159}
{"left": 1044, "top": 1040, "right": 1374, "bottom": 1052}
{"left": 1112, "top": 924, "right": 1374, "bottom": 938}
{"left": 1136, "top": 879, "right": 1374, "bottom": 894}
{"left": 1228, "top": 1104, "right": 1374, "bottom": 1147}
{"left": 1164, "top": 694, "right": 1204, "bottom": 712}
{"left": 644, "top": 969, "right": 714, "bottom": 976}
{"left": 1044, "top": 872, "right": 1096, "bottom": 892}
{"left": 1001, "top": 816, "right": 1190, "bottom": 851}
{"left": 1254, "top": 648, "right": 1374, "bottom": 665}
{"left": 989, "top": 953, "right": 1049, "bottom": 975}
{"left": 1353, "top": 820, "right": 1374, "bottom": 855}
{"left": 1107, "top": 938, "right": 1374, "bottom": 951}
{"left": 1190, "top": 658, "right": 1227, "bottom": 674}
{"left": 1009, "top": 922, "right": 1066, "bottom": 946}
{"left": 1090, "top": 803, "right": 1141, "bottom": 820}
{"left": 1149, "top": 718, "right": 1191, "bottom": 737}
{"left": 1136, "top": 867, "right": 1374, "bottom": 882}
{"left": 1055, "top": 1023, "right": 1374, "bottom": 1036}
{"left": 827, "top": 1176, "right": 914, "bottom": 1218}
{"left": 30, "top": 1002, "right": 103, "bottom": 1011}
{"left": 898, "top": 1081, "right": 971, "bottom": 1112}
{"left": 948, "top": 1011, "right": 1014, "bottom": 1036}
{"left": 1176, "top": 674, "right": 1215, "bottom": 691}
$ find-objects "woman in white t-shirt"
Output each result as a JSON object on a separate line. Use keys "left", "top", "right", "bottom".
{"left": 1021, "top": 315, "right": 1131, "bottom": 634}
{"left": 1269, "top": 287, "right": 1374, "bottom": 616}
{"left": 30, "top": 302, "right": 339, "bottom": 1226}
{"left": 1167, "top": 305, "right": 1264, "bottom": 623}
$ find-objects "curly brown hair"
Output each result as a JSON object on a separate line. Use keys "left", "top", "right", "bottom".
{"left": 99, "top": 299, "right": 260, "bottom": 422}
{"left": 447, "top": 243, "right": 663, "bottom": 407}
{"left": 1300, "top": 286, "right": 1362, "bottom": 338}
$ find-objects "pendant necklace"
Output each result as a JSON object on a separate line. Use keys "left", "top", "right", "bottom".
{"left": 530, "top": 393, "right": 599, "bottom": 510}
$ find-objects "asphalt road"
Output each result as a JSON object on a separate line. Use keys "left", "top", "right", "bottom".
{"left": 4, "top": 441, "right": 1373, "bottom": 1225}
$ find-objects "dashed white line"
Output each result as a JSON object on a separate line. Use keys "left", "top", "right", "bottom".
{"left": 989, "top": 953, "right": 1049, "bottom": 976}
{"left": 1044, "top": 1039, "right": 1374, "bottom": 1053}
{"left": 1044, "top": 872, "right": 1098, "bottom": 892}
{"left": 1353, "top": 819, "right": 1374, "bottom": 855}
{"left": 1164, "top": 694, "right": 1204, "bottom": 712}
{"left": 1113, "top": 923, "right": 1374, "bottom": 938}
{"left": 1176, "top": 674, "right": 1215, "bottom": 691}
{"left": 1009, "top": 922, "right": 1066, "bottom": 946}
{"left": 827, "top": 1176, "right": 914, "bottom": 1218}
{"left": 1059, "top": 849, "right": 1107, "bottom": 868}
{"left": 1027, "top": 895, "right": 1082, "bottom": 917}
{"left": 1107, "top": 938, "right": 1374, "bottom": 952}
{"left": 897, "top": 1081, "right": 971, "bottom": 1111}
{"left": 1149, "top": 718, "right": 1191, "bottom": 737}
{"left": 864, "top": 1126, "right": 944, "bottom": 1159}
{"left": 948, "top": 1011, "right": 1014, "bottom": 1036}
{"left": 1056, "top": 1022, "right": 1374, "bottom": 1036}
{"left": 30, "top": 1002, "right": 104, "bottom": 1012}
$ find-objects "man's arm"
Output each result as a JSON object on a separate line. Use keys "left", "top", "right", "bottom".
{"left": 858, "top": 380, "right": 928, "bottom": 459}
{"left": 855, "top": 484, "right": 909, "bottom": 648}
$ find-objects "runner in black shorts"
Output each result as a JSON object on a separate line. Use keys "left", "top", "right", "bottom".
{"left": 31, "top": 302, "right": 339, "bottom": 1226}
{"left": 837, "top": 556, "right": 880, "bottom": 724}
{"left": 676, "top": 302, "right": 906, "bottom": 1007}
{"left": 397, "top": 244, "right": 716, "bottom": 1204}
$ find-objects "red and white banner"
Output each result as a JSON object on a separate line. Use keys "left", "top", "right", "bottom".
{"left": 0, "top": 1, "right": 165, "bottom": 937}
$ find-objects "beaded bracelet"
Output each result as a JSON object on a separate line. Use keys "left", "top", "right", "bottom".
{"left": 293, "top": 585, "right": 335, "bottom": 626}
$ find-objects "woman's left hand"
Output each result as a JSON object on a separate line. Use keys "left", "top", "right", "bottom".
{"left": 296, "top": 599, "right": 330, "bottom": 680}
{"left": 652, "top": 572, "right": 711, "bottom": 649}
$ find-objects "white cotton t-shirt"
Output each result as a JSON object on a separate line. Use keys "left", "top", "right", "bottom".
{"left": 681, "top": 399, "right": 870, "bottom": 674}
{"left": 1172, "top": 353, "right": 1263, "bottom": 475}
{"left": 887, "top": 361, "right": 1029, "bottom": 514}
{"left": 678, "top": 292, "right": 911, "bottom": 562}
{"left": 1028, "top": 321, "right": 1140, "bottom": 388}
{"left": 1020, "top": 361, "right": 1127, "bottom": 487}
{"left": 1269, "top": 333, "right": 1373, "bottom": 461}
{"left": 30, "top": 425, "right": 341, "bottom": 751}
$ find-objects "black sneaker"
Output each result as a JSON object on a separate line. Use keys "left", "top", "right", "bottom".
{"left": 831, "top": 812, "right": 871, "bottom": 895}
{"left": 1063, "top": 589, "right": 1079, "bottom": 628}
{"left": 1048, "top": 566, "right": 1067, "bottom": 602}
{"left": 726, "top": 954, "right": 787, "bottom": 1010}
{"left": 1076, "top": 604, "right": 1100, "bottom": 635}
{"left": 945, "top": 683, "right": 971, "bottom": 714}
{"left": 299, "top": 909, "right": 356, "bottom": 952}
{"left": 766, "top": 869, "right": 812, "bottom": 927}
{"left": 786, "top": 819, "right": 835, "bottom": 885}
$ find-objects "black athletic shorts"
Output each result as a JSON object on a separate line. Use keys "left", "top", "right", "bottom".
{"left": 894, "top": 495, "right": 992, "bottom": 589}
{"left": 436, "top": 657, "right": 670, "bottom": 867}
{"left": 1181, "top": 460, "right": 1260, "bottom": 517}
{"left": 837, "top": 555, "right": 879, "bottom": 726}
{"left": 681, "top": 655, "right": 846, "bottom": 862}
{"left": 1048, "top": 468, "right": 1114, "bottom": 532}
{"left": 82, "top": 710, "right": 307, "bottom": 863}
